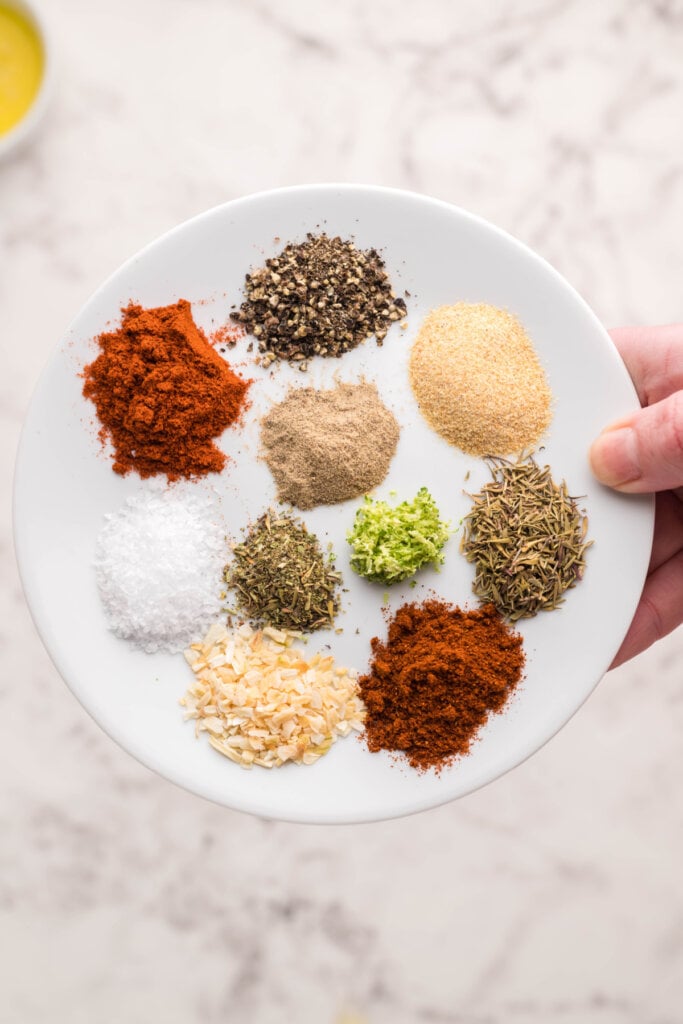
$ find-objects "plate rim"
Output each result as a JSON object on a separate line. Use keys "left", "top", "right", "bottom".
{"left": 13, "top": 183, "right": 655, "bottom": 823}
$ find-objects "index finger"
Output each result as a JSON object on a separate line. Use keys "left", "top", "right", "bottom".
{"left": 609, "top": 325, "right": 683, "bottom": 406}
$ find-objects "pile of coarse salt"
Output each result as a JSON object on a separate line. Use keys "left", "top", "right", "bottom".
{"left": 95, "top": 484, "right": 226, "bottom": 653}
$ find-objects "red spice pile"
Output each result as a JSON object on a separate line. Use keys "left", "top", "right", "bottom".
{"left": 359, "top": 600, "right": 525, "bottom": 772}
{"left": 82, "top": 300, "right": 250, "bottom": 480}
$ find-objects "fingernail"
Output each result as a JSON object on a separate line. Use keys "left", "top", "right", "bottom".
{"left": 590, "top": 426, "right": 641, "bottom": 487}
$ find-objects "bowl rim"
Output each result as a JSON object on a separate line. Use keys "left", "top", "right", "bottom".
{"left": 0, "top": 0, "right": 54, "bottom": 161}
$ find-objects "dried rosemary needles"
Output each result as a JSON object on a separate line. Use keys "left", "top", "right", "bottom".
{"left": 231, "top": 233, "right": 407, "bottom": 368}
{"left": 460, "top": 455, "right": 592, "bottom": 621}
{"left": 224, "top": 510, "right": 341, "bottom": 631}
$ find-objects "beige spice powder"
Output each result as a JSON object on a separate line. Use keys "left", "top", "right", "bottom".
{"left": 261, "top": 381, "right": 400, "bottom": 510}
{"left": 409, "top": 303, "right": 553, "bottom": 455}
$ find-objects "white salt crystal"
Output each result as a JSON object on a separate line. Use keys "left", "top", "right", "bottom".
{"left": 95, "top": 483, "right": 226, "bottom": 653}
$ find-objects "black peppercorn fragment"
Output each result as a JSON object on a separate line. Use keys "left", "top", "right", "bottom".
{"left": 231, "top": 233, "right": 407, "bottom": 368}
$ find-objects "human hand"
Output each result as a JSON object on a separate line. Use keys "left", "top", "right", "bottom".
{"left": 589, "top": 325, "right": 683, "bottom": 668}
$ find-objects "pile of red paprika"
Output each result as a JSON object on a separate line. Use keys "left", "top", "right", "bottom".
{"left": 82, "top": 299, "right": 250, "bottom": 481}
{"left": 360, "top": 600, "right": 524, "bottom": 771}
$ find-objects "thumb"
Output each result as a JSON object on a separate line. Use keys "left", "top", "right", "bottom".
{"left": 590, "top": 392, "right": 683, "bottom": 492}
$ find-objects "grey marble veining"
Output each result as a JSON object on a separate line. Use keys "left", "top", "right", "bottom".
{"left": 2, "top": 1, "right": 683, "bottom": 1021}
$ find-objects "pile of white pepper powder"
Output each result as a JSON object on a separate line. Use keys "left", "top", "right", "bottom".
{"left": 260, "top": 381, "right": 400, "bottom": 509}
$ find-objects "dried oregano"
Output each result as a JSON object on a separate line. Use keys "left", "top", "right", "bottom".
{"left": 460, "top": 455, "right": 592, "bottom": 621}
{"left": 224, "top": 510, "right": 341, "bottom": 631}
{"left": 231, "top": 233, "right": 407, "bottom": 368}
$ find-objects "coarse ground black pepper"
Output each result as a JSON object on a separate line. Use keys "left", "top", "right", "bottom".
{"left": 231, "top": 233, "right": 407, "bottom": 368}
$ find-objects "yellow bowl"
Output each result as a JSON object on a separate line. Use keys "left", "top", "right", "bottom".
{"left": 0, "top": 0, "right": 53, "bottom": 159}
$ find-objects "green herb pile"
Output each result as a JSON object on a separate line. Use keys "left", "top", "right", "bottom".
{"left": 225, "top": 510, "right": 341, "bottom": 632}
{"left": 347, "top": 487, "right": 450, "bottom": 585}
{"left": 460, "top": 455, "right": 592, "bottom": 621}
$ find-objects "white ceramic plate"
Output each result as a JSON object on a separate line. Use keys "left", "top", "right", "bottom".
{"left": 14, "top": 185, "right": 654, "bottom": 823}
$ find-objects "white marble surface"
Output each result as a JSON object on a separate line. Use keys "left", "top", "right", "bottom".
{"left": 2, "top": 0, "right": 683, "bottom": 1021}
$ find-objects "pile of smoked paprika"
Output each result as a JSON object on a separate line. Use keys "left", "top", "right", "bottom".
{"left": 359, "top": 600, "right": 525, "bottom": 771}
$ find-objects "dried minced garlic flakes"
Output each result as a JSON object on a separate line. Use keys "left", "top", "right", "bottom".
{"left": 181, "top": 621, "right": 365, "bottom": 768}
